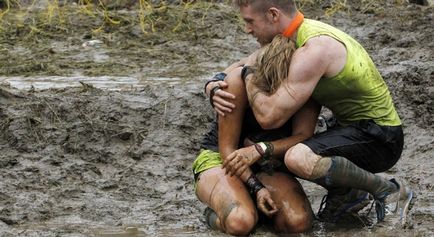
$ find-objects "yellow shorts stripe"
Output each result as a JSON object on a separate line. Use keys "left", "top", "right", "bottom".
{"left": 192, "top": 149, "right": 222, "bottom": 178}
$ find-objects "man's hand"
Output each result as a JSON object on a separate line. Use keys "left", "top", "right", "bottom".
{"left": 256, "top": 188, "right": 278, "bottom": 217}
{"left": 222, "top": 145, "right": 261, "bottom": 177}
{"left": 205, "top": 80, "right": 236, "bottom": 117}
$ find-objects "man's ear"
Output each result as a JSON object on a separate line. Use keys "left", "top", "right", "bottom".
{"left": 267, "top": 7, "right": 280, "bottom": 22}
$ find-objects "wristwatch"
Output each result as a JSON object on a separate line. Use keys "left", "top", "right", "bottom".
{"left": 213, "top": 72, "right": 227, "bottom": 81}
{"left": 241, "top": 66, "right": 254, "bottom": 81}
{"left": 204, "top": 72, "right": 227, "bottom": 94}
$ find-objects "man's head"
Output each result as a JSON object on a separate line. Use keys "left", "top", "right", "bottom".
{"left": 234, "top": 0, "right": 297, "bottom": 45}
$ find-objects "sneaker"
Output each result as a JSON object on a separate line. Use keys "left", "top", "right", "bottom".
{"left": 317, "top": 188, "right": 373, "bottom": 222}
{"left": 204, "top": 207, "right": 218, "bottom": 230}
{"left": 374, "top": 178, "right": 414, "bottom": 225}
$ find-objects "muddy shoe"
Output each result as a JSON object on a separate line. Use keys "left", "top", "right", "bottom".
{"left": 204, "top": 207, "right": 219, "bottom": 230}
{"left": 317, "top": 189, "right": 373, "bottom": 223}
{"left": 374, "top": 178, "right": 414, "bottom": 225}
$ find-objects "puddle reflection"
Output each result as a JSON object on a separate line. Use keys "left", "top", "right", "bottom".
{"left": 0, "top": 76, "right": 184, "bottom": 91}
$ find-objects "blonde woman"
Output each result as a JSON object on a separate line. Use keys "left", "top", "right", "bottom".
{"left": 194, "top": 35, "right": 319, "bottom": 235}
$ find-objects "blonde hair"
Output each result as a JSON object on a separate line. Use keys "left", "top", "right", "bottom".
{"left": 252, "top": 35, "right": 296, "bottom": 94}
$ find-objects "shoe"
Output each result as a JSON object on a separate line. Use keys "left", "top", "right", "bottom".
{"left": 204, "top": 207, "right": 218, "bottom": 230}
{"left": 374, "top": 178, "right": 414, "bottom": 225}
{"left": 317, "top": 188, "right": 373, "bottom": 222}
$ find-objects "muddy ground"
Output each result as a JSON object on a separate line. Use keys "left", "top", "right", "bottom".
{"left": 0, "top": 1, "right": 433, "bottom": 236}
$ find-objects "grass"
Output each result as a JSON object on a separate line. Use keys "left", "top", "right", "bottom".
{"left": 0, "top": 0, "right": 409, "bottom": 41}
{"left": 0, "top": 0, "right": 230, "bottom": 40}
{"left": 0, "top": 0, "right": 411, "bottom": 77}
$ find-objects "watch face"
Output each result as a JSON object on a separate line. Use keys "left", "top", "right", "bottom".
{"left": 214, "top": 72, "right": 226, "bottom": 81}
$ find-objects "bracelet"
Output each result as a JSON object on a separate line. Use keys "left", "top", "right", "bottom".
{"left": 209, "top": 85, "right": 221, "bottom": 108}
{"left": 263, "top": 142, "right": 274, "bottom": 159}
{"left": 241, "top": 66, "right": 254, "bottom": 82}
{"left": 246, "top": 174, "right": 265, "bottom": 194}
{"left": 254, "top": 142, "right": 266, "bottom": 157}
{"left": 213, "top": 72, "right": 227, "bottom": 81}
{"left": 204, "top": 79, "right": 219, "bottom": 94}
{"left": 203, "top": 72, "right": 227, "bottom": 94}
{"left": 254, "top": 142, "right": 273, "bottom": 160}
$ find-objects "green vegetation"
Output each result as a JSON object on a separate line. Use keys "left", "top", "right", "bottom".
{"left": 0, "top": 0, "right": 409, "bottom": 42}
{"left": 0, "top": 0, "right": 411, "bottom": 77}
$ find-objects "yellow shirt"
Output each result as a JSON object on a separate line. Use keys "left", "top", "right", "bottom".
{"left": 296, "top": 19, "right": 401, "bottom": 126}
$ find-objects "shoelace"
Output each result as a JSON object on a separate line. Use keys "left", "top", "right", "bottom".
{"left": 317, "top": 194, "right": 329, "bottom": 218}
{"left": 366, "top": 198, "right": 386, "bottom": 222}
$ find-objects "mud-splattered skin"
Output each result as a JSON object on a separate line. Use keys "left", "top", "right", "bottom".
{"left": 0, "top": 1, "right": 433, "bottom": 236}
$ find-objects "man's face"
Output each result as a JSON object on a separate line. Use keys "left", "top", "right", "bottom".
{"left": 240, "top": 4, "right": 279, "bottom": 45}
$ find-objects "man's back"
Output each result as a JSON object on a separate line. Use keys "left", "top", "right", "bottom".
{"left": 296, "top": 19, "right": 401, "bottom": 126}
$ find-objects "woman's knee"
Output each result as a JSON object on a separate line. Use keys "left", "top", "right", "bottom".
{"left": 223, "top": 207, "right": 257, "bottom": 236}
{"left": 274, "top": 211, "right": 313, "bottom": 233}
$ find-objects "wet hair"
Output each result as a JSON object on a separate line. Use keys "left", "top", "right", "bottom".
{"left": 252, "top": 34, "right": 296, "bottom": 94}
{"left": 233, "top": 0, "right": 297, "bottom": 15}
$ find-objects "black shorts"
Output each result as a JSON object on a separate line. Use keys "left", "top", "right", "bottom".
{"left": 302, "top": 120, "right": 404, "bottom": 173}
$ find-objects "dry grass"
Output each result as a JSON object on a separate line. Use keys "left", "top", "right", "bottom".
{"left": 0, "top": 0, "right": 405, "bottom": 43}
{"left": 0, "top": 0, "right": 404, "bottom": 39}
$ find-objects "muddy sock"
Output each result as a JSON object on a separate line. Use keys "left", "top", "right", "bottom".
{"left": 311, "top": 157, "right": 346, "bottom": 194}
{"left": 310, "top": 156, "right": 398, "bottom": 198}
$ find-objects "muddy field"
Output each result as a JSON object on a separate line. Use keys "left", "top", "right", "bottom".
{"left": 0, "top": 1, "right": 433, "bottom": 236}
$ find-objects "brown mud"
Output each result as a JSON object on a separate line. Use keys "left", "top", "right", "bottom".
{"left": 0, "top": 1, "right": 433, "bottom": 236}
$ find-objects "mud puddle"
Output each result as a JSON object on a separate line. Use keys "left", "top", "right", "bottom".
{"left": 0, "top": 76, "right": 184, "bottom": 90}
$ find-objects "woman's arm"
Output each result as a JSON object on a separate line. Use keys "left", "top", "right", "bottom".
{"left": 218, "top": 67, "right": 278, "bottom": 216}
{"left": 223, "top": 99, "right": 320, "bottom": 176}
{"left": 218, "top": 67, "right": 252, "bottom": 181}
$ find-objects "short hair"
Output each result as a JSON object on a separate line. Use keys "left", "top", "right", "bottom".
{"left": 233, "top": 0, "right": 297, "bottom": 15}
{"left": 252, "top": 34, "right": 296, "bottom": 94}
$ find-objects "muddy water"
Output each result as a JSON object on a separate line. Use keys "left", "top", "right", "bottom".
{"left": 0, "top": 76, "right": 183, "bottom": 90}
{"left": 1, "top": 1, "right": 433, "bottom": 237}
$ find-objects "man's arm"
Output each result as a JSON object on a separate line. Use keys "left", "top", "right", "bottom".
{"left": 246, "top": 37, "right": 341, "bottom": 129}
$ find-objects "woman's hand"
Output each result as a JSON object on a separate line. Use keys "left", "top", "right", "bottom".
{"left": 205, "top": 80, "right": 236, "bottom": 117}
{"left": 222, "top": 145, "right": 261, "bottom": 177}
{"left": 256, "top": 188, "right": 278, "bottom": 217}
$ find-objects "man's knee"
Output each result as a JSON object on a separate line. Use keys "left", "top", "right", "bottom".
{"left": 223, "top": 207, "right": 257, "bottom": 236}
{"left": 284, "top": 143, "right": 321, "bottom": 179}
{"left": 274, "top": 212, "right": 313, "bottom": 233}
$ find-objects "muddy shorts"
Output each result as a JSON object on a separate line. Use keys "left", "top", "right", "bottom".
{"left": 192, "top": 149, "right": 222, "bottom": 183}
{"left": 302, "top": 120, "right": 403, "bottom": 173}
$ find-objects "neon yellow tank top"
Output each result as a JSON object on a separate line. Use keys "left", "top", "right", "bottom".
{"left": 296, "top": 19, "right": 401, "bottom": 126}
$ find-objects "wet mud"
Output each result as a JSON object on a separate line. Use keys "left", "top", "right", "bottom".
{"left": 0, "top": 1, "right": 433, "bottom": 236}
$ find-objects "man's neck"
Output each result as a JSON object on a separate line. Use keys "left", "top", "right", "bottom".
{"left": 281, "top": 11, "right": 304, "bottom": 41}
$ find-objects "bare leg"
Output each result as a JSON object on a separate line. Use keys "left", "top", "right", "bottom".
{"left": 259, "top": 171, "right": 313, "bottom": 233}
{"left": 196, "top": 166, "right": 257, "bottom": 236}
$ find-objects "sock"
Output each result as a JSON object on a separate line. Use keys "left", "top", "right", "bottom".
{"left": 311, "top": 156, "right": 398, "bottom": 198}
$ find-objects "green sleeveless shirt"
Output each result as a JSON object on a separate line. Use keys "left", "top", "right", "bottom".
{"left": 295, "top": 19, "right": 401, "bottom": 126}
